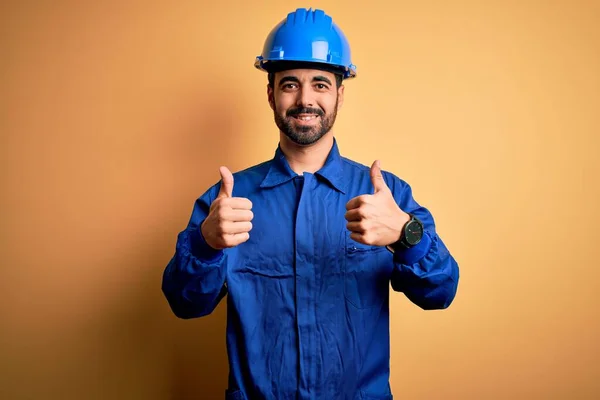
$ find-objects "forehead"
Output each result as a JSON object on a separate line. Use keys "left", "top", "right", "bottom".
{"left": 274, "top": 68, "right": 337, "bottom": 82}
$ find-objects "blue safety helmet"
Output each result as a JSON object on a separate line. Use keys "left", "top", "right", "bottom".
{"left": 255, "top": 8, "right": 357, "bottom": 79}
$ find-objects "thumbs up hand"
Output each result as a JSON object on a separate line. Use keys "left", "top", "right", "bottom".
{"left": 201, "top": 166, "right": 253, "bottom": 250}
{"left": 345, "top": 160, "right": 410, "bottom": 246}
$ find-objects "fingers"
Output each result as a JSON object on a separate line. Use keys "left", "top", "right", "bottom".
{"left": 204, "top": 216, "right": 252, "bottom": 249}
{"left": 345, "top": 201, "right": 375, "bottom": 221}
{"left": 225, "top": 197, "right": 253, "bottom": 210}
{"left": 227, "top": 209, "right": 254, "bottom": 222}
{"left": 205, "top": 167, "right": 253, "bottom": 249}
{"left": 219, "top": 221, "right": 253, "bottom": 235}
{"left": 345, "top": 194, "right": 371, "bottom": 210}
{"left": 349, "top": 231, "right": 368, "bottom": 245}
{"left": 212, "top": 197, "right": 253, "bottom": 212}
{"left": 214, "top": 206, "right": 253, "bottom": 229}
{"left": 344, "top": 208, "right": 364, "bottom": 222}
{"left": 217, "top": 166, "right": 234, "bottom": 198}
{"left": 221, "top": 232, "right": 251, "bottom": 248}
{"left": 346, "top": 221, "right": 367, "bottom": 233}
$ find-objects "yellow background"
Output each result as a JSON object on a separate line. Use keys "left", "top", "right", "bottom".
{"left": 2, "top": 1, "right": 599, "bottom": 399}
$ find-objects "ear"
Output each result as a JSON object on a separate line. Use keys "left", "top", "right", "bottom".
{"left": 267, "top": 85, "right": 275, "bottom": 111}
{"left": 336, "top": 84, "right": 345, "bottom": 110}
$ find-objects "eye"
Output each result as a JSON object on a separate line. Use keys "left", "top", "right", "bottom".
{"left": 315, "top": 83, "right": 328, "bottom": 90}
{"left": 282, "top": 83, "right": 298, "bottom": 90}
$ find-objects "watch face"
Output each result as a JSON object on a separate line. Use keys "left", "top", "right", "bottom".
{"left": 405, "top": 219, "right": 424, "bottom": 245}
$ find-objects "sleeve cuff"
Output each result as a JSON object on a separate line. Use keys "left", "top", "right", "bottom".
{"left": 393, "top": 231, "right": 432, "bottom": 265}
{"left": 188, "top": 226, "right": 224, "bottom": 263}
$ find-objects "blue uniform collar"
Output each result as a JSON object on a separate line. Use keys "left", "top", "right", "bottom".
{"left": 260, "top": 138, "right": 347, "bottom": 194}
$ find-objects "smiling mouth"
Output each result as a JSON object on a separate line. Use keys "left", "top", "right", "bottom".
{"left": 293, "top": 114, "right": 319, "bottom": 121}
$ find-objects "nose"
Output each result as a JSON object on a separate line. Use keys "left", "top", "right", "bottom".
{"left": 296, "top": 87, "right": 314, "bottom": 108}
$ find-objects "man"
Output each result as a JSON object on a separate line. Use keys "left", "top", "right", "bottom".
{"left": 162, "top": 8, "right": 459, "bottom": 400}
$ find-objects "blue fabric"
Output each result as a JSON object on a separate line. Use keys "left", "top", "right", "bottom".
{"left": 162, "top": 139, "right": 459, "bottom": 400}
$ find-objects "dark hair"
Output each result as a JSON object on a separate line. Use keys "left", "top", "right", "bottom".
{"left": 268, "top": 72, "right": 343, "bottom": 89}
{"left": 265, "top": 61, "right": 344, "bottom": 89}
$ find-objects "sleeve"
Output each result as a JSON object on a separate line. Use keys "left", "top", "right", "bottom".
{"left": 161, "top": 183, "right": 229, "bottom": 319}
{"left": 383, "top": 172, "right": 460, "bottom": 310}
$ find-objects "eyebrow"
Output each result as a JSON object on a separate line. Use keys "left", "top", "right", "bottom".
{"left": 278, "top": 76, "right": 300, "bottom": 86}
{"left": 278, "top": 75, "right": 333, "bottom": 86}
{"left": 313, "top": 75, "right": 333, "bottom": 86}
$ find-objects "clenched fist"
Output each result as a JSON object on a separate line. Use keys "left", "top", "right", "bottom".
{"left": 345, "top": 160, "right": 410, "bottom": 247}
{"left": 201, "top": 166, "right": 253, "bottom": 250}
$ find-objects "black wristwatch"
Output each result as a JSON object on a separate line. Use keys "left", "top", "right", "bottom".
{"left": 389, "top": 214, "right": 424, "bottom": 252}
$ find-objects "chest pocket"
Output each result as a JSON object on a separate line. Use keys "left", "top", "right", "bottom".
{"left": 344, "top": 233, "right": 394, "bottom": 309}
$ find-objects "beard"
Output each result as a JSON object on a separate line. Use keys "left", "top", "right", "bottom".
{"left": 274, "top": 97, "right": 338, "bottom": 146}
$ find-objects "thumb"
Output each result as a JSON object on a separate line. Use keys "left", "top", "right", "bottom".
{"left": 370, "top": 160, "right": 388, "bottom": 193}
{"left": 217, "top": 166, "right": 234, "bottom": 198}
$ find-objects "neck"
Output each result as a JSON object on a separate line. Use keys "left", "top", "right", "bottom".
{"left": 279, "top": 131, "right": 334, "bottom": 175}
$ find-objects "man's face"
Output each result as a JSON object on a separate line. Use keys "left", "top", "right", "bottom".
{"left": 268, "top": 69, "right": 344, "bottom": 146}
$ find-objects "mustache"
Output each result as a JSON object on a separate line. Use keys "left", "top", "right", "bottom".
{"left": 286, "top": 107, "right": 324, "bottom": 117}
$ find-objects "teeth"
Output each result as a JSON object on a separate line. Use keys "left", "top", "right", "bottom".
{"left": 297, "top": 115, "right": 316, "bottom": 121}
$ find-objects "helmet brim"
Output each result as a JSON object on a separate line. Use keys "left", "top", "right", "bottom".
{"left": 257, "top": 60, "right": 356, "bottom": 79}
